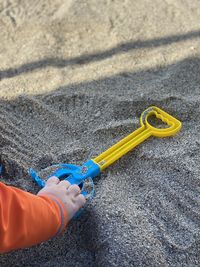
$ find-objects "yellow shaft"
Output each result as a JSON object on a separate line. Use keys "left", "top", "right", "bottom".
{"left": 93, "top": 126, "right": 151, "bottom": 170}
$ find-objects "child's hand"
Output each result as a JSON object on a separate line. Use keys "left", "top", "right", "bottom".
{"left": 37, "top": 176, "right": 86, "bottom": 221}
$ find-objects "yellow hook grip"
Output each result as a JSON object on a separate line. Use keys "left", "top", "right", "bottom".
{"left": 140, "top": 106, "right": 182, "bottom": 137}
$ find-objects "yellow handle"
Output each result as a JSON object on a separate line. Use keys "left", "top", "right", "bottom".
{"left": 93, "top": 106, "right": 182, "bottom": 171}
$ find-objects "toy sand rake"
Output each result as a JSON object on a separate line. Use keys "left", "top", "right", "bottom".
{"left": 29, "top": 106, "right": 181, "bottom": 200}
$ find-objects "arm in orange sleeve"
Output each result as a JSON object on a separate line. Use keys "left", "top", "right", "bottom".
{"left": 0, "top": 182, "right": 67, "bottom": 253}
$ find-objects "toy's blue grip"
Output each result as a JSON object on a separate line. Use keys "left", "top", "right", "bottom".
{"left": 50, "top": 160, "right": 100, "bottom": 185}
{"left": 28, "top": 160, "right": 100, "bottom": 189}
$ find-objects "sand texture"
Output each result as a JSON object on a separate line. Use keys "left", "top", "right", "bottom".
{"left": 0, "top": 0, "right": 200, "bottom": 266}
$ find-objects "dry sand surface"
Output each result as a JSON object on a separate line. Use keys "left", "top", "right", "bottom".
{"left": 0, "top": 0, "right": 200, "bottom": 266}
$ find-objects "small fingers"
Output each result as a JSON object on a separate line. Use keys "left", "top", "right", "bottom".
{"left": 76, "top": 194, "right": 86, "bottom": 209}
{"left": 67, "top": 184, "right": 81, "bottom": 196}
{"left": 58, "top": 180, "right": 71, "bottom": 189}
{"left": 46, "top": 176, "right": 60, "bottom": 186}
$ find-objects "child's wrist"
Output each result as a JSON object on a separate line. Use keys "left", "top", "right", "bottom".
{"left": 38, "top": 193, "right": 68, "bottom": 237}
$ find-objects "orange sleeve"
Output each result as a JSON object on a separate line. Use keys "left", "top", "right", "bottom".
{"left": 0, "top": 182, "right": 68, "bottom": 253}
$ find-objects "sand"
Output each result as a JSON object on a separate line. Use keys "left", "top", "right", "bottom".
{"left": 0, "top": 0, "right": 200, "bottom": 266}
